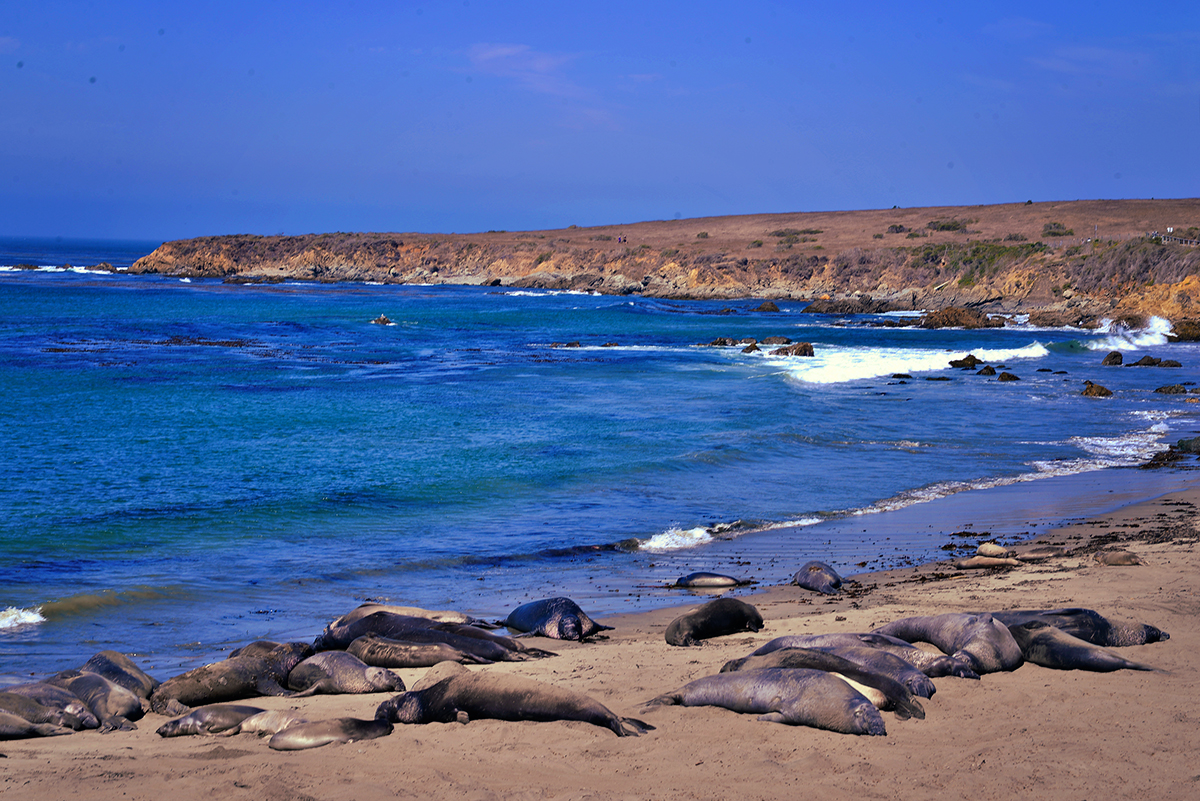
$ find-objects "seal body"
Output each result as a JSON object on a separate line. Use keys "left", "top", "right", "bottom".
{"left": 150, "top": 641, "right": 313, "bottom": 715}
{"left": 1095, "top": 550, "right": 1143, "bottom": 566}
{"left": 665, "top": 598, "right": 763, "bottom": 646}
{"left": 268, "top": 717, "right": 393, "bottom": 751}
{"left": 955, "top": 555, "right": 1021, "bottom": 569}
{"left": 79, "top": 651, "right": 160, "bottom": 700}
{"left": 329, "top": 603, "right": 494, "bottom": 629}
{"left": 791, "top": 561, "right": 842, "bottom": 594}
{"left": 375, "top": 661, "right": 651, "bottom": 737}
{"left": 985, "top": 608, "right": 1168, "bottom": 647}
{"left": 502, "top": 597, "right": 613, "bottom": 641}
{"left": 1007, "top": 621, "right": 1158, "bottom": 671}
{"left": 287, "top": 651, "right": 405, "bottom": 696}
{"left": 0, "top": 710, "right": 71, "bottom": 740}
{"left": 315, "top": 612, "right": 554, "bottom": 660}
{"left": 647, "top": 668, "right": 886, "bottom": 735}
{"left": 229, "top": 709, "right": 310, "bottom": 737}
{"left": 155, "top": 704, "right": 266, "bottom": 737}
{"left": 670, "top": 572, "right": 750, "bottom": 588}
{"left": 48, "top": 671, "right": 144, "bottom": 732}
{"left": 748, "top": 633, "right": 979, "bottom": 679}
{"left": 3, "top": 682, "right": 100, "bottom": 729}
{"left": 348, "top": 633, "right": 490, "bottom": 667}
{"left": 872, "top": 613, "right": 1023, "bottom": 674}
{"left": 0, "top": 691, "right": 84, "bottom": 730}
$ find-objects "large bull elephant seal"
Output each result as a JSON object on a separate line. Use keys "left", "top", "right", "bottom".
{"left": 287, "top": 652, "right": 405, "bottom": 696}
{"left": 501, "top": 597, "right": 613, "bottom": 641}
{"left": 1007, "top": 621, "right": 1160, "bottom": 672}
{"left": 348, "top": 633, "right": 491, "bottom": 668}
{"left": 268, "top": 717, "right": 394, "bottom": 751}
{"left": 150, "top": 641, "right": 313, "bottom": 716}
{"left": 646, "top": 668, "right": 886, "bottom": 735}
{"left": 155, "top": 704, "right": 266, "bottom": 737}
{"left": 985, "top": 608, "right": 1168, "bottom": 647}
{"left": 374, "top": 661, "right": 652, "bottom": 737}
{"left": 872, "top": 613, "right": 1023, "bottom": 674}
{"left": 665, "top": 598, "right": 763, "bottom": 646}
{"left": 79, "top": 651, "right": 160, "bottom": 700}
{"left": 47, "top": 671, "right": 144, "bottom": 732}
{"left": 791, "top": 561, "right": 843, "bottom": 594}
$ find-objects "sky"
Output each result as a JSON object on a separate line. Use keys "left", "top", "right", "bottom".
{"left": 2, "top": 1, "right": 1198, "bottom": 241}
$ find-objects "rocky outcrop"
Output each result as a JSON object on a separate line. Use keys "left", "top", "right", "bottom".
{"left": 919, "top": 307, "right": 1004, "bottom": 329}
{"left": 770, "top": 343, "right": 815, "bottom": 357}
{"left": 1101, "top": 351, "right": 1123, "bottom": 366}
{"left": 1082, "top": 381, "right": 1113, "bottom": 397}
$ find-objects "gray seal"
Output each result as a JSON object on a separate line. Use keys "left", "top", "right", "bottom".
{"left": 150, "top": 641, "right": 313, "bottom": 716}
{"left": 983, "top": 608, "right": 1168, "bottom": 647}
{"left": 748, "top": 633, "right": 980, "bottom": 680}
{"left": 718, "top": 647, "right": 925, "bottom": 719}
{"left": 227, "top": 709, "right": 310, "bottom": 737}
{"left": 268, "top": 717, "right": 394, "bottom": 751}
{"left": 791, "top": 561, "right": 843, "bottom": 594}
{"left": 665, "top": 598, "right": 764, "bottom": 647}
{"left": 375, "top": 661, "right": 652, "bottom": 737}
{"left": 3, "top": 682, "right": 100, "bottom": 729}
{"left": 47, "top": 670, "right": 144, "bottom": 732}
{"left": 155, "top": 704, "right": 267, "bottom": 737}
{"left": 501, "top": 597, "right": 613, "bottom": 641}
{"left": 287, "top": 651, "right": 405, "bottom": 696}
{"left": 872, "top": 613, "right": 1023, "bottom": 674}
{"left": 646, "top": 668, "right": 886, "bottom": 735}
{"left": 79, "top": 650, "right": 160, "bottom": 700}
{"left": 1007, "top": 621, "right": 1159, "bottom": 672}
{"left": 348, "top": 633, "right": 491, "bottom": 667}
{"left": 669, "top": 572, "right": 752, "bottom": 588}
{"left": 0, "top": 691, "right": 84, "bottom": 731}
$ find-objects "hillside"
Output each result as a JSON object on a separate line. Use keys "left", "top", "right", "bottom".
{"left": 129, "top": 198, "right": 1200, "bottom": 324}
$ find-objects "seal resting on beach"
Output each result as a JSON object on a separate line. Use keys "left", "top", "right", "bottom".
{"left": 155, "top": 704, "right": 266, "bottom": 737}
{"left": 268, "top": 717, "right": 394, "bottom": 751}
{"left": 287, "top": 651, "right": 405, "bottom": 696}
{"left": 665, "top": 598, "right": 764, "bottom": 646}
{"left": 872, "top": 613, "right": 1023, "bottom": 674}
{"left": 1094, "top": 549, "right": 1143, "bottom": 566}
{"left": 1006, "top": 621, "right": 1159, "bottom": 672}
{"left": 150, "top": 641, "right": 313, "bottom": 716}
{"left": 47, "top": 670, "right": 144, "bottom": 732}
{"left": 0, "top": 710, "right": 72, "bottom": 740}
{"left": 669, "top": 572, "right": 751, "bottom": 588}
{"left": 348, "top": 633, "right": 491, "bottom": 667}
{"left": 79, "top": 651, "right": 160, "bottom": 700}
{"left": 718, "top": 647, "right": 925, "bottom": 718}
{"left": 0, "top": 692, "right": 84, "bottom": 731}
{"left": 985, "top": 608, "right": 1169, "bottom": 647}
{"left": 955, "top": 555, "right": 1021, "bottom": 569}
{"left": 646, "top": 668, "right": 886, "bottom": 735}
{"left": 976, "top": 542, "right": 1015, "bottom": 558}
{"left": 748, "top": 632, "right": 979, "bottom": 680}
{"left": 791, "top": 560, "right": 843, "bottom": 594}
{"left": 3, "top": 682, "right": 100, "bottom": 729}
{"left": 314, "top": 612, "right": 554, "bottom": 660}
{"left": 327, "top": 603, "right": 496, "bottom": 629}
{"left": 227, "top": 709, "right": 310, "bottom": 737}
{"left": 501, "top": 597, "right": 613, "bottom": 641}
{"left": 374, "top": 661, "right": 652, "bottom": 737}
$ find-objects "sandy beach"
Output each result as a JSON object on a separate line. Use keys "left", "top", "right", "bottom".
{"left": 2, "top": 481, "right": 1197, "bottom": 801}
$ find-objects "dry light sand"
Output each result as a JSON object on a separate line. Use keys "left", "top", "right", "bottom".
{"left": 2, "top": 484, "right": 1198, "bottom": 801}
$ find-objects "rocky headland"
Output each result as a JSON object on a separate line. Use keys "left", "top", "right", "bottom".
{"left": 128, "top": 198, "right": 1200, "bottom": 331}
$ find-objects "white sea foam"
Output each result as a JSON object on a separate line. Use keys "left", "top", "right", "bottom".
{"left": 0, "top": 606, "right": 45, "bottom": 629}
{"left": 1087, "top": 316, "right": 1173, "bottom": 351}
{"left": 640, "top": 526, "right": 715, "bottom": 552}
{"left": 748, "top": 342, "right": 1049, "bottom": 384}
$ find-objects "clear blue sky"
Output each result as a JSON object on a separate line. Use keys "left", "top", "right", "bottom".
{"left": 3, "top": 1, "right": 1198, "bottom": 241}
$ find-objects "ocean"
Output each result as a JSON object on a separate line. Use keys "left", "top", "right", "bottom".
{"left": 2, "top": 237, "right": 1197, "bottom": 685}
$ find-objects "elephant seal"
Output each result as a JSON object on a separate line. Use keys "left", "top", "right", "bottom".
{"left": 984, "top": 608, "right": 1168, "bottom": 647}
{"left": 665, "top": 598, "right": 763, "bottom": 646}
{"left": 646, "top": 668, "right": 886, "bottom": 735}
{"left": 375, "top": 661, "right": 652, "bottom": 737}
{"left": 1007, "top": 621, "right": 1159, "bottom": 672}
{"left": 48, "top": 671, "right": 144, "bottom": 732}
{"left": 669, "top": 572, "right": 752, "bottom": 588}
{"left": 329, "top": 603, "right": 495, "bottom": 629}
{"left": 287, "top": 651, "right": 405, "bottom": 696}
{"left": 748, "top": 633, "right": 980, "bottom": 679}
{"left": 314, "top": 612, "right": 554, "bottom": 660}
{"left": 791, "top": 561, "right": 842, "bottom": 594}
{"left": 155, "top": 704, "right": 266, "bottom": 737}
{"left": 1095, "top": 550, "right": 1143, "bottom": 566}
{"left": 0, "top": 691, "right": 84, "bottom": 730}
{"left": 718, "top": 647, "right": 925, "bottom": 719}
{"left": 501, "top": 597, "right": 613, "bottom": 641}
{"left": 150, "top": 641, "right": 313, "bottom": 716}
{"left": 1013, "top": 545, "right": 1069, "bottom": 561}
{"left": 348, "top": 633, "right": 491, "bottom": 667}
{"left": 872, "top": 613, "right": 1023, "bottom": 674}
{"left": 79, "top": 651, "right": 160, "bottom": 700}
{"left": 3, "top": 682, "right": 100, "bottom": 729}
{"left": 976, "top": 542, "right": 1015, "bottom": 558}
{"left": 268, "top": 717, "right": 394, "bottom": 751}
{"left": 225, "top": 709, "right": 310, "bottom": 737}
{"left": 0, "top": 710, "right": 71, "bottom": 740}
{"left": 955, "top": 555, "right": 1021, "bottom": 569}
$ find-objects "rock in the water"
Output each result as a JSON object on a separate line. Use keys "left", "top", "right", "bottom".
{"left": 1101, "top": 350, "right": 1123, "bottom": 365}
{"left": 1126, "top": 355, "right": 1161, "bottom": 367}
{"left": 997, "top": 372, "right": 1020, "bottom": 382}
{"left": 1081, "top": 381, "right": 1113, "bottom": 397}
{"left": 949, "top": 354, "right": 983, "bottom": 368}
{"left": 919, "top": 307, "right": 1004, "bottom": 329}
{"left": 754, "top": 301, "right": 780, "bottom": 312}
{"left": 1155, "top": 384, "right": 1187, "bottom": 394}
{"left": 976, "top": 365, "right": 996, "bottom": 376}
{"left": 770, "top": 343, "right": 814, "bottom": 357}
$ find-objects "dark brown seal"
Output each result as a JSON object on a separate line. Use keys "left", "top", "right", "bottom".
{"left": 665, "top": 598, "right": 763, "bottom": 647}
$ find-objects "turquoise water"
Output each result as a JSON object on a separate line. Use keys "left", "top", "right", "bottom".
{"left": 2, "top": 238, "right": 1197, "bottom": 683}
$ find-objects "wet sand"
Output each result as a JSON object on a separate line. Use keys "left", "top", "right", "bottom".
{"left": 1, "top": 481, "right": 1197, "bottom": 800}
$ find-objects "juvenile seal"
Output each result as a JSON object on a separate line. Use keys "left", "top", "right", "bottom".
{"left": 665, "top": 598, "right": 763, "bottom": 646}
{"left": 976, "top": 542, "right": 1015, "bottom": 558}
{"left": 791, "top": 561, "right": 842, "bottom": 594}
{"left": 150, "top": 641, "right": 313, "bottom": 716}
{"left": 1095, "top": 550, "right": 1143, "bottom": 566}
{"left": 155, "top": 704, "right": 266, "bottom": 737}
{"left": 646, "top": 668, "right": 886, "bottom": 735}
{"left": 0, "top": 691, "right": 84, "bottom": 730}
{"left": 669, "top": 572, "right": 752, "bottom": 588}
{"left": 315, "top": 612, "right": 554, "bottom": 660}
{"left": 328, "top": 603, "right": 495, "bottom": 629}
{"left": 872, "top": 613, "right": 1023, "bottom": 674}
{"left": 47, "top": 670, "right": 144, "bottom": 732}
{"left": 268, "top": 717, "right": 394, "bottom": 751}
{"left": 375, "top": 661, "right": 651, "bottom": 737}
{"left": 718, "top": 647, "right": 925, "bottom": 718}
{"left": 225, "top": 709, "right": 310, "bottom": 737}
{"left": 0, "top": 710, "right": 71, "bottom": 740}
{"left": 3, "top": 682, "right": 100, "bottom": 729}
{"left": 985, "top": 608, "right": 1168, "bottom": 647}
{"left": 748, "top": 633, "right": 979, "bottom": 679}
{"left": 501, "top": 597, "right": 613, "bottom": 641}
{"left": 348, "top": 633, "right": 491, "bottom": 668}
{"left": 955, "top": 555, "right": 1021, "bottom": 569}
{"left": 287, "top": 651, "right": 405, "bottom": 696}
{"left": 1007, "top": 621, "right": 1159, "bottom": 672}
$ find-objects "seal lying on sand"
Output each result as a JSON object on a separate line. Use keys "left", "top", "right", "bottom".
{"left": 501, "top": 597, "right": 613, "bottom": 641}
{"left": 1007, "top": 621, "right": 1160, "bottom": 672}
{"left": 78, "top": 651, "right": 160, "bottom": 701}
{"left": 268, "top": 717, "right": 394, "bottom": 751}
{"left": 0, "top": 691, "right": 85, "bottom": 731}
{"left": 665, "top": 598, "right": 763, "bottom": 646}
{"left": 718, "top": 647, "right": 925, "bottom": 719}
{"left": 3, "top": 682, "right": 100, "bottom": 729}
{"left": 791, "top": 561, "right": 843, "bottom": 594}
{"left": 646, "top": 668, "right": 887, "bottom": 735}
{"left": 872, "top": 613, "right": 1024, "bottom": 674}
{"left": 287, "top": 652, "right": 405, "bottom": 696}
{"left": 228, "top": 709, "right": 310, "bottom": 737}
{"left": 155, "top": 704, "right": 266, "bottom": 737}
{"left": 748, "top": 633, "right": 979, "bottom": 680}
{"left": 47, "top": 670, "right": 144, "bottom": 732}
{"left": 0, "top": 710, "right": 71, "bottom": 740}
{"left": 348, "top": 633, "right": 491, "bottom": 668}
{"left": 984, "top": 608, "right": 1168, "bottom": 647}
{"left": 150, "top": 641, "right": 313, "bottom": 716}
{"left": 668, "top": 572, "right": 752, "bottom": 588}
{"left": 328, "top": 603, "right": 495, "bottom": 629}
{"left": 315, "top": 612, "right": 555, "bottom": 660}
{"left": 375, "top": 661, "right": 652, "bottom": 737}
{"left": 1094, "top": 550, "right": 1143, "bottom": 566}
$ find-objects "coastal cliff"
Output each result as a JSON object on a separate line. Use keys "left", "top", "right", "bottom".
{"left": 130, "top": 198, "right": 1200, "bottom": 324}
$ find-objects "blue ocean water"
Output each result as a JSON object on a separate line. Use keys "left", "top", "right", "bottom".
{"left": 2, "top": 237, "right": 1198, "bottom": 683}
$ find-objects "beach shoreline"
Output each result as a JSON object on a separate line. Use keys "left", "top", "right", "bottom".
{"left": 1, "top": 472, "right": 1197, "bottom": 800}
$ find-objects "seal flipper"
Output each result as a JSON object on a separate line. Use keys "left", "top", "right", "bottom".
{"left": 615, "top": 716, "right": 654, "bottom": 736}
